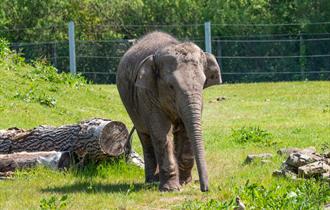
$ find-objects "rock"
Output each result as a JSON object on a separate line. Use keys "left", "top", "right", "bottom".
{"left": 285, "top": 153, "right": 322, "bottom": 168}
{"left": 280, "top": 163, "right": 298, "bottom": 173}
{"left": 273, "top": 165, "right": 300, "bottom": 179}
{"left": 274, "top": 147, "right": 330, "bottom": 181}
{"left": 277, "top": 147, "right": 300, "bottom": 156}
{"left": 301, "top": 147, "right": 317, "bottom": 154}
{"left": 322, "top": 172, "right": 330, "bottom": 181}
{"left": 277, "top": 147, "right": 316, "bottom": 156}
{"left": 326, "top": 158, "right": 330, "bottom": 165}
{"left": 234, "top": 196, "right": 246, "bottom": 210}
{"left": 282, "top": 168, "right": 298, "bottom": 179}
{"left": 324, "top": 203, "right": 330, "bottom": 210}
{"left": 272, "top": 170, "right": 284, "bottom": 177}
{"left": 245, "top": 153, "right": 273, "bottom": 164}
{"left": 209, "top": 96, "right": 227, "bottom": 103}
{"left": 0, "top": 171, "right": 14, "bottom": 180}
{"left": 324, "top": 151, "right": 330, "bottom": 158}
{"left": 297, "top": 161, "right": 330, "bottom": 178}
{"left": 216, "top": 96, "right": 227, "bottom": 101}
{"left": 261, "top": 160, "right": 271, "bottom": 164}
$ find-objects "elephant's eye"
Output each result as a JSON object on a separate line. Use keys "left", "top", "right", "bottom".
{"left": 169, "top": 85, "right": 174, "bottom": 90}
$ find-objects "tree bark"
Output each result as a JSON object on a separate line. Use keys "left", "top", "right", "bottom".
{"left": 0, "top": 118, "right": 129, "bottom": 162}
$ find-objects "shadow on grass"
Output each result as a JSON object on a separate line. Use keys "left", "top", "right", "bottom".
{"left": 41, "top": 182, "right": 157, "bottom": 194}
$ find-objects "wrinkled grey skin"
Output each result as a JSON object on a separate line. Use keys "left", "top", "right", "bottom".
{"left": 116, "top": 32, "right": 222, "bottom": 192}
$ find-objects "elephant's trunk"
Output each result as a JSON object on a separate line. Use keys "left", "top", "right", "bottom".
{"left": 180, "top": 94, "right": 208, "bottom": 192}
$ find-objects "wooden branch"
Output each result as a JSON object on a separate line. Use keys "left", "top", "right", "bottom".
{"left": 0, "top": 151, "right": 70, "bottom": 172}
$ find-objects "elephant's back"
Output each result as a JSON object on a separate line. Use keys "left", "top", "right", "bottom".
{"left": 117, "top": 32, "right": 179, "bottom": 83}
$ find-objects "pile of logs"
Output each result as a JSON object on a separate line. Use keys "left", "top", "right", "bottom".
{"left": 0, "top": 118, "right": 144, "bottom": 177}
{"left": 273, "top": 147, "right": 330, "bottom": 182}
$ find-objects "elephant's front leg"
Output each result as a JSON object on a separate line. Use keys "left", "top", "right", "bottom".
{"left": 137, "top": 131, "right": 159, "bottom": 183}
{"left": 174, "top": 124, "right": 194, "bottom": 185}
{"left": 149, "top": 112, "right": 180, "bottom": 191}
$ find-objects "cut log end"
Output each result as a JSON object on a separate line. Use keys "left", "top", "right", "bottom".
{"left": 100, "top": 121, "right": 129, "bottom": 156}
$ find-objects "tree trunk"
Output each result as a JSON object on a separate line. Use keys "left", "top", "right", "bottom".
{"left": 0, "top": 118, "right": 129, "bottom": 162}
{"left": 0, "top": 151, "right": 71, "bottom": 172}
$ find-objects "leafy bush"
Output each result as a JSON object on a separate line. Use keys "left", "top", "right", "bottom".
{"left": 0, "top": 38, "right": 10, "bottom": 57}
{"left": 1, "top": 37, "right": 87, "bottom": 88}
{"left": 230, "top": 126, "right": 275, "bottom": 146}
{"left": 39, "top": 194, "right": 69, "bottom": 210}
{"left": 0, "top": 38, "right": 25, "bottom": 67}
{"left": 29, "top": 59, "right": 87, "bottom": 87}
{"left": 1, "top": 37, "right": 88, "bottom": 108}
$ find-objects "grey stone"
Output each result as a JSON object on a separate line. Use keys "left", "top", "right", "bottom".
{"left": 324, "top": 151, "right": 330, "bottom": 158}
{"left": 298, "top": 161, "right": 330, "bottom": 178}
{"left": 245, "top": 153, "right": 273, "bottom": 163}
{"left": 274, "top": 147, "right": 330, "bottom": 181}
{"left": 261, "top": 160, "right": 271, "bottom": 164}
{"left": 280, "top": 163, "right": 298, "bottom": 173}
{"left": 282, "top": 169, "right": 298, "bottom": 179}
{"left": 285, "top": 153, "right": 321, "bottom": 168}
{"left": 322, "top": 172, "right": 330, "bottom": 180}
{"left": 272, "top": 170, "right": 284, "bottom": 177}
{"left": 216, "top": 96, "right": 227, "bottom": 101}
{"left": 324, "top": 203, "right": 330, "bottom": 210}
{"left": 277, "top": 147, "right": 316, "bottom": 156}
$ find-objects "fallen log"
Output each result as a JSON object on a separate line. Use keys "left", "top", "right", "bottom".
{"left": 0, "top": 118, "right": 129, "bottom": 162}
{"left": 0, "top": 151, "right": 70, "bottom": 172}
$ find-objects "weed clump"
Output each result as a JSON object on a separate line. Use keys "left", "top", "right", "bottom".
{"left": 178, "top": 198, "right": 234, "bottom": 210}
{"left": 177, "top": 179, "right": 330, "bottom": 209}
{"left": 39, "top": 194, "right": 69, "bottom": 210}
{"left": 14, "top": 86, "right": 57, "bottom": 107}
{"left": 237, "top": 179, "right": 330, "bottom": 209}
{"left": 29, "top": 60, "right": 87, "bottom": 87}
{"left": 230, "top": 126, "right": 275, "bottom": 146}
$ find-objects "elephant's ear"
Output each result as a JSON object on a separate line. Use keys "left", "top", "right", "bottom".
{"left": 204, "top": 52, "right": 222, "bottom": 89}
{"left": 135, "top": 55, "right": 157, "bottom": 90}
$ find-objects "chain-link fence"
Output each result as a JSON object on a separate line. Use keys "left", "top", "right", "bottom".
{"left": 6, "top": 23, "right": 330, "bottom": 83}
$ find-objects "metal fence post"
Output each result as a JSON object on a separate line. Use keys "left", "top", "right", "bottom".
{"left": 204, "top": 21, "right": 212, "bottom": 53}
{"left": 299, "top": 34, "right": 306, "bottom": 80}
{"left": 68, "top": 21, "right": 76, "bottom": 74}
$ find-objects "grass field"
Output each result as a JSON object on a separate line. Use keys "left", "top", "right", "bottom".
{"left": 0, "top": 54, "right": 329, "bottom": 209}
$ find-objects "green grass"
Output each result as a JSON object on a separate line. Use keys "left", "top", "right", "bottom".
{"left": 0, "top": 45, "right": 329, "bottom": 209}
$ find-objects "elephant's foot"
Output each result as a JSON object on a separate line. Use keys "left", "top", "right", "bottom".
{"left": 179, "top": 169, "right": 192, "bottom": 185}
{"left": 179, "top": 175, "right": 192, "bottom": 185}
{"left": 159, "top": 180, "right": 181, "bottom": 192}
{"left": 146, "top": 173, "right": 159, "bottom": 183}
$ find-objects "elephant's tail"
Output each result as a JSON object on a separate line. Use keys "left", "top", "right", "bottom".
{"left": 125, "top": 126, "right": 136, "bottom": 157}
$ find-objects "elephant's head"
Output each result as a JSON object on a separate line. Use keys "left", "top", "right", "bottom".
{"left": 135, "top": 42, "right": 222, "bottom": 192}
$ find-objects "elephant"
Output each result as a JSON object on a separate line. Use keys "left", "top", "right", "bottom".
{"left": 116, "top": 31, "right": 222, "bottom": 192}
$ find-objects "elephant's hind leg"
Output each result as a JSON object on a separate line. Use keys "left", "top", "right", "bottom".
{"left": 137, "top": 131, "right": 159, "bottom": 183}
{"left": 174, "top": 125, "right": 194, "bottom": 185}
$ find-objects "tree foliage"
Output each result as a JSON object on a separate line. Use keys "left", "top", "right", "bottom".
{"left": 0, "top": 0, "right": 329, "bottom": 83}
{"left": 0, "top": 0, "right": 329, "bottom": 42}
